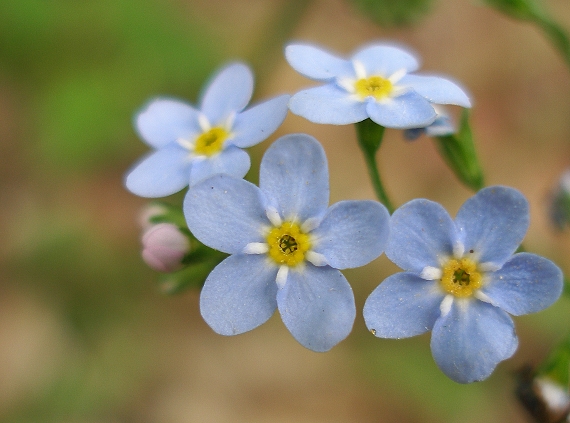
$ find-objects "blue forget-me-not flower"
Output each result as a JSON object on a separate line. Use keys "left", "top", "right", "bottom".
{"left": 125, "top": 62, "right": 290, "bottom": 197}
{"left": 285, "top": 42, "right": 471, "bottom": 128}
{"left": 184, "top": 134, "right": 390, "bottom": 352}
{"left": 363, "top": 186, "right": 563, "bottom": 383}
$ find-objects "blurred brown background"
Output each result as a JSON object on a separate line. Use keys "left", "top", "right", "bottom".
{"left": 1, "top": 0, "right": 570, "bottom": 422}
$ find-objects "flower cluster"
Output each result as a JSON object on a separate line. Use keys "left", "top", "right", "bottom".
{"left": 125, "top": 41, "right": 564, "bottom": 383}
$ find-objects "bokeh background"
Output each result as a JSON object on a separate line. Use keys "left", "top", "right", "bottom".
{"left": 2, "top": 0, "right": 570, "bottom": 422}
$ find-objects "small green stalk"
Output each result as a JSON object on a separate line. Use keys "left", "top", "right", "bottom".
{"left": 355, "top": 119, "right": 394, "bottom": 213}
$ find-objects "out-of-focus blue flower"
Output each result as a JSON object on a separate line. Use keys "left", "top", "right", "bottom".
{"left": 403, "top": 107, "right": 454, "bottom": 141}
{"left": 285, "top": 42, "right": 471, "bottom": 128}
{"left": 184, "top": 134, "right": 390, "bottom": 352}
{"left": 363, "top": 186, "right": 563, "bottom": 383}
{"left": 549, "top": 168, "right": 570, "bottom": 230}
{"left": 125, "top": 63, "right": 290, "bottom": 198}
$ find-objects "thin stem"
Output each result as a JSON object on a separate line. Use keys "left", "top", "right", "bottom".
{"left": 355, "top": 119, "right": 395, "bottom": 213}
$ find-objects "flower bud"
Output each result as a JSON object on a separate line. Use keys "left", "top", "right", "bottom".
{"left": 141, "top": 223, "right": 190, "bottom": 272}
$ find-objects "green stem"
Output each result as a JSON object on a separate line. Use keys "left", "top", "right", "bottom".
{"left": 355, "top": 119, "right": 394, "bottom": 213}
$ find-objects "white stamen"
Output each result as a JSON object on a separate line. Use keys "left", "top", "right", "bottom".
{"left": 223, "top": 111, "right": 236, "bottom": 130}
{"left": 265, "top": 207, "right": 282, "bottom": 227}
{"left": 306, "top": 251, "right": 328, "bottom": 267}
{"left": 388, "top": 68, "right": 407, "bottom": 84}
{"left": 453, "top": 241, "right": 465, "bottom": 259}
{"left": 243, "top": 242, "right": 269, "bottom": 255}
{"left": 301, "top": 217, "right": 320, "bottom": 233}
{"left": 420, "top": 266, "right": 442, "bottom": 280}
{"left": 276, "top": 265, "right": 288, "bottom": 288}
{"left": 479, "top": 262, "right": 501, "bottom": 272}
{"left": 198, "top": 113, "right": 211, "bottom": 132}
{"left": 177, "top": 137, "right": 194, "bottom": 150}
{"left": 439, "top": 295, "right": 454, "bottom": 317}
{"left": 388, "top": 85, "right": 411, "bottom": 98}
{"left": 337, "top": 77, "right": 356, "bottom": 93}
{"left": 352, "top": 60, "right": 367, "bottom": 79}
{"left": 474, "top": 291, "right": 494, "bottom": 304}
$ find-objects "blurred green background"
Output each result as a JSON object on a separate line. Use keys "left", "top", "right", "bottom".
{"left": 2, "top": 0, "right": 570, "bottom": 422}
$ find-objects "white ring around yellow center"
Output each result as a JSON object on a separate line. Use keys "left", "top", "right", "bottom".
{"left": 266, "top": 222, "right": 311, "bottom": 267}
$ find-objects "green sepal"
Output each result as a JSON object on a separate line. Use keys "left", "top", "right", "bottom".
{"left": 158, "top": 246, "right": 227, "bottom": 295}
{"left": 146, "top": 201, "right": 187, "bottom": 228}
{"left": 432, "top": 109, "right": 484, "bottom": 192}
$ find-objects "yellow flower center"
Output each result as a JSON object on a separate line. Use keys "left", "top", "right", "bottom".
{"left": 266, "top": 222, "right": 311, "bottom": 267}
{"left": 354, "top": 76, "right": 393, "bottom": 100}
{"left": 440, "top": 258, "right": 483, "bottom": 297}
{"left": 194, "top": 127, "right": 229, "bottom": 156}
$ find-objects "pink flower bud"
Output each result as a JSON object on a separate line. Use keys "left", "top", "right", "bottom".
{"left": 141, "top": 223, "right": 190, "bottom": 272}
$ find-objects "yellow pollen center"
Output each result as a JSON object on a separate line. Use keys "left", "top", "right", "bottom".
{"left": 354, "top": 76, "right": 393, "bottom": 100}
{"left": 440, "top": 258, "right": 482, "bottom": 297}
{"left": 266, "top": 222, "right": 311, "bottom": 267}
{"left": 194, "top": 127, "right": 229, "bottom": 156}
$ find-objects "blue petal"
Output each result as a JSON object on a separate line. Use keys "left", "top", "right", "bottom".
{"left": 289, "top": 85, "right": 368, "bottom": 125}
{"left": 425, "top": 114, "right": 455, "bottom": 137}
{"left": 188, "top": 146, "right": 251, "bottom": 187}
{"left": 352, "top": 44, "right": 420, "bottom": 76}
{"left": 277, "top": 265, "right": 356, "bottom": 352}
{"left": 135, "top": 98, "right": 200, "bottom": 148}
{"left": 125, "top": 145, "right": 190, "bottom": 197}
{"left": 431, "top": 299, "right": 518, "bottom": 383}
{"left": 285, "top": 43, "right": 355, "bottom": 81}
{"left": 184, "top": 174, "right": 268, "bottom": 254}
{"left": 259, "top": 134, "right": 329, "bottom": 223}
{"left": 403, "top": 127, "right": 425, "bottom": 141}
{"left": 455, "top": 186, "right": 529, "bottom": 266}
{"left": 366, "top": 91, "right": 436, "bottom": 129}
{"left": 386, "top": 199, "right": 457, "bottom": 272}
{"left": 400, "top": 74, "right": 471, "bottom": 108}
{"left": 231, "top": 94, "right": 290, "bottom": 148}
{"left": 364, "top": 273, "right": 444, "bottom": 338}
{"left": 311, "top": 200, "right": 390, "bottom": 269}
{"left": 481, "top": 253, "right": 563, "bottom": 316}
{"left": 200, "top": 62, "right": 254, "bottom": 124}
{"left": 200, "top": 254, "right": 278, "bottom": 335}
